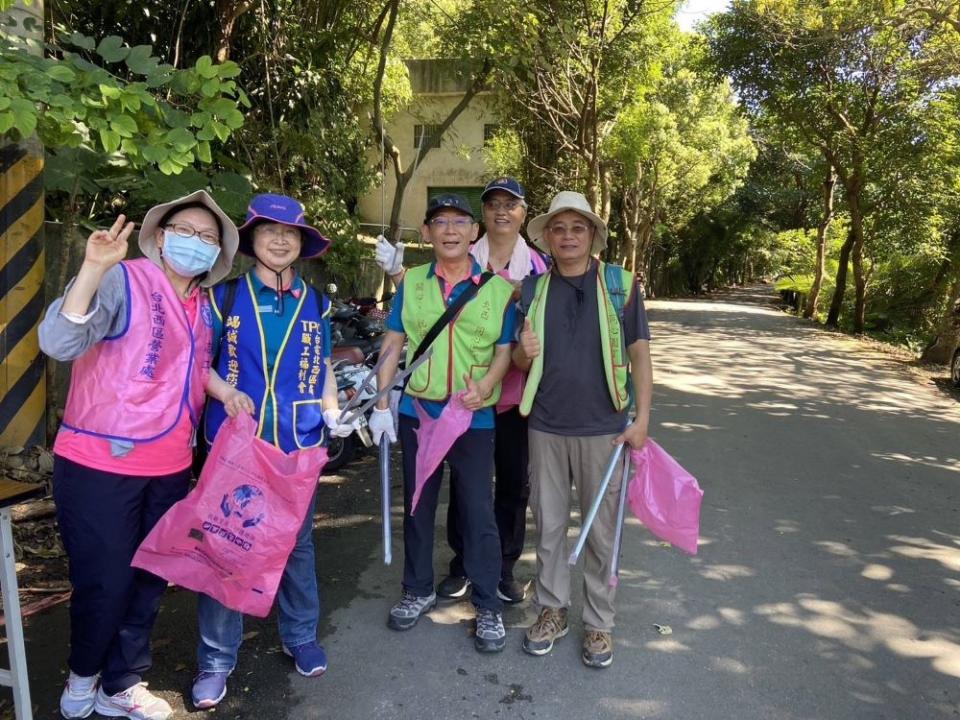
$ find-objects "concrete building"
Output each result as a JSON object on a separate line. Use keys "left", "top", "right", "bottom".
{"left": 357, "top": 59, "right": 499, "bottom": 240}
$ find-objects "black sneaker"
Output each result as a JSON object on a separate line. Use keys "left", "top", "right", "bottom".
{"left": 496, "top": 578, "right": 528, "bottom": 604}
{"left": 437, "top": 574, "right": 471, "bottom": 599}
{"left": 387, "top": 591, "right": 437, "bottom": 631}
{"left": 474, "top": 608, "right": 506, "bottom": 653}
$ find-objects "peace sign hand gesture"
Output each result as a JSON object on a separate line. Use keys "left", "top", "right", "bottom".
{"left": 84, "top": 215, "right": 135, "bottom": 271}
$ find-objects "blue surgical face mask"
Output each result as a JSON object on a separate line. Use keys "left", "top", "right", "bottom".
{"left": 162, "top": 230, "right": 221, "bottom": 278}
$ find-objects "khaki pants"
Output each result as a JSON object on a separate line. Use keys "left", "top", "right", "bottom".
{"left": 529, "top": 429, "right": 624, "bottom": 631}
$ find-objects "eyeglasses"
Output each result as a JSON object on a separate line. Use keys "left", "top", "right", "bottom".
{"left": 256, "top": 225, "right": 301, "bottom": 242}
{"left": 483, "top": 200, "right": 523, "bottom": 212}
{"left": 429, "top": 217, "right": 474, "bottom": 229}
{"left": 546, "top": 223, "right": 592, "bottom": 237}
{"left": 165, "top": 223, "right": 220, "bottom": 246}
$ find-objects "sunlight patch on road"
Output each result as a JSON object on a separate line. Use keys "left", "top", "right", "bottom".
{"left": 659, "top": 421, "right": 723, "bottom": 432}
{"left": 886, "top": 535, "right": 960, "bottom": 572}
{"left": 814, "top": 540, "right": 859, "bottom": 558}
{"left": 596, "top": 697, "right": 667, "bottom": 717}
{"left": 869, "top": 505, "right": 916, "bottom": 516}
{"left": 710, "top": 656, "right": 750, "bottom": 674}
{"left": 645, "top": 638, "right": 691, "bottom": 653}
{"left": 754, "top": 593, "right": 960, "bottom": 679}
{"left": 424, "top": 602, "right": 475, "bottom": 626}
{"left": 871, "top": 451, "right": 960, "bottom": 474}
{"left": 653, "top": 300, "right": 781, "bottom": 316}
{"left": 861, "top": 563, "right": 894, "bottom": 581}
{"left": 697, "top": 563, "right": 756, "bottom": 580}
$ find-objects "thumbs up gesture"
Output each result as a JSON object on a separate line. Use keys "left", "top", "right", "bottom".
{"left": 519, "top": 317, "right": 540, "bottom": 360}
{"left": 461, "top": 373, "right": 490, "bottom": 411}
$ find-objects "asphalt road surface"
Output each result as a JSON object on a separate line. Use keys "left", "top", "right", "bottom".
{"left": 13, "top": 285, "right": 960, "bottom": 719}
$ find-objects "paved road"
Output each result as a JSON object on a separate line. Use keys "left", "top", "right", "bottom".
{"left": 15, "top": 286, "right": 960, "bottom": 719}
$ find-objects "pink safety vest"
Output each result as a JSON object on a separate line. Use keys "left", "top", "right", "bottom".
{"left": 62, "top": 258, "right": 213, "bottom": 444}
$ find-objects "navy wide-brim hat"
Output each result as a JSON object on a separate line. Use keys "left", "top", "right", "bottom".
{"left": 237, "top": 193, "right": 331, "bottom": 259}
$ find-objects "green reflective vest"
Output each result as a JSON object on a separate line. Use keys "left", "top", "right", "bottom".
{"left": 401, "top": 263, "right": 515, "bottom": 406}
{"left": 519, "top": 261, "right": 634, "bottom": 416}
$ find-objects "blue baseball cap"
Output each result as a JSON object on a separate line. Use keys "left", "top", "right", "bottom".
{"left": 481, "top": 176, "right": 525, "bottom": 201}
{"left": 424, "top": 193, "right": 476, "bottom": 223}
{"left": 237, "top": 193, "right": 331, "bottom": 259}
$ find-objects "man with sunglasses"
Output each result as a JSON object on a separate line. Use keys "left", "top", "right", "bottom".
{"left": 369, "top": 193, "right": 518, "bottom": 653}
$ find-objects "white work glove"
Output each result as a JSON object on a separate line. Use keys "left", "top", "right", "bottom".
{"left": 375, "top": 235, "right": 405, "bottom": 276}
{"left": 323, "top": 409, "right": 357, "bottom": 439}
{"left": 368, "top": 407, "right": 397, "bottom": 444}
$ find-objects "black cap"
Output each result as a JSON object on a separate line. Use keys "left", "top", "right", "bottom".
{"left": 424, "top": 193, "right": 476, "bottom": 223}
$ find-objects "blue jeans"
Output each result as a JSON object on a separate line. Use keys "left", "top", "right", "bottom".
{"left": 196, "top": 489, "right": 320, "bottom": 672}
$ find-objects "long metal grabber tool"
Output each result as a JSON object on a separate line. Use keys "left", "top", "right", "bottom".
{"left": 568, "top": 442, "right": 626, "bottom": 566}
{"left": 608, "top": 452, "right": 633, "bottom": 586}
{"left": 336, "top": 345, "right": 394, "bottom": 423}
{"left": 380, "top": 434, "right": 392, "bottom": 565}
{"left": 338, "top": 348, "right": 434, "bottom": 426}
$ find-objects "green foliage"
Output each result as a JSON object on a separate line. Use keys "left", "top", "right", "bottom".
{"left": 0, "top": 23, "right": 246, "bottom": 177}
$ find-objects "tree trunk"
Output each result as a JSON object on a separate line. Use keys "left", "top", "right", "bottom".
{"left": 803, "top": 166, "right": 836, "bottom": 319}
{"left": 848, "top": 190, "right": 867, "bottom": 333}
{"left": 213, "top": 0, "right": 255, "bottom": 63}
{"left": 826, "top": 226, "right": 855, "bottom": 328}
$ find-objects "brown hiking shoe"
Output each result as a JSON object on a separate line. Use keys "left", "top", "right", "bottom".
{"left": 522, "top": 607, "right": 568, "bottom": 656}
{"left": 582, "top": 630, "right": 613, "bottom": 668}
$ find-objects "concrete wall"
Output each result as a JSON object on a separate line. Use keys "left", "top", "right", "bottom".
{"left": 358, "top": 90, "right": 498, "bottom": 240}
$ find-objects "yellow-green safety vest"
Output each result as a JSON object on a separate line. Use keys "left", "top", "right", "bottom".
{"left": 401, "top": 264, "right": 515, "bottom": 407}
{"left": 519, "top": 261, "right": 634, "bottom": 416}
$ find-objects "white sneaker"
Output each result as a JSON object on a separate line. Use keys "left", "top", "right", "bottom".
{"left": 59, "top": 671, "right": 99, "bottom": 719}
{"left": 93, "top": 682, "right": 172, "bottom": 720}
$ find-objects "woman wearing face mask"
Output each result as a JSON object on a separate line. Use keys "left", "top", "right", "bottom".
{"left": 39, "top": 190, "right": 242, "bottom": 720}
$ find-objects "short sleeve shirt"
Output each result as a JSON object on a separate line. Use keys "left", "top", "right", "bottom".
{"left": 387, "top": 260, "right": 517, "bottom": 430}
{"left": 519, "top": 263, "right": 650, "bottom": 436}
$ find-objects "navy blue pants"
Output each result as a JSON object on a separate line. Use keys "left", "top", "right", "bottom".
{"left": 53, "top": 455, "right": 190, "bottom": 695}
{"left": 447, "top": 407, "right": 530, "bottom": 581}
{"left": 398, "top": 414, "right": 502, "bottom": 611}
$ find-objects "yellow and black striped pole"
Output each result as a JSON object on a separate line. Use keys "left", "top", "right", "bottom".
{"left": 0, "top": 0, "right": 45, "bottom": 448}
{"left": 0, "top": 142, "right": 44, "bottom": 448}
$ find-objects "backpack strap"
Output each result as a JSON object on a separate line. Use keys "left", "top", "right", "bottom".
{"left": 604, "top": 262, "right": 628, "bottom": 323}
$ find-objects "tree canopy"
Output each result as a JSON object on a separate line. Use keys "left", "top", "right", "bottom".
{"left": 4, "top": 0, "right": 960, "bottom": 354}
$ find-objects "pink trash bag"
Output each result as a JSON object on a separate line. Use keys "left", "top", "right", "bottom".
{"left": 411, "top": 395, "right": 473, "bottom": 514}
{"left": 627, "top": 440, "right": 703, "bottom": 555}
{"left": 496, "top": 366, "right": 525, "bottom": 414}
{"left": 132, "top": 412, "right": 327, "bottom": 616}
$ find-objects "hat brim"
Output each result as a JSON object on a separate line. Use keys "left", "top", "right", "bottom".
{"left": 423, "top": 207, "right": 476, "bottom": 223}
{"left": 527, "top": 207, "right": 607, "bottom": 254}
{"left": 237, "top": 216, "right": 332, "bottom": 259}
{"left": 138, "top": 189, "right": 239, "bottom": 287}
{"left": 481, "top": 186, "right": 525, "bottom": 201}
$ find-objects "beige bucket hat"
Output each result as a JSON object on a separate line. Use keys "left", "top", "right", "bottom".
{"left": 138, "top": 189, "right": 240, "bottom": 287}
{"left": 527, "top": 191, "right": 608, "bottom": 253}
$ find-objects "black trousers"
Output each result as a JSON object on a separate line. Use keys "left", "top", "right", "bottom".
{"left": 447, "top": 407, "right": 530, "bottom": 581}
{"left": 399, "top": 414, "right": 502, "bottom": 611}
{"left": 53, "top": 455, "right": 190, "bottom": 695}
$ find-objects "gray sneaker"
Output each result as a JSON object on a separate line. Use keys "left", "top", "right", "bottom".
{"left": 388, "top": 591, "right": 437, "bottom": 631}
{"left": 474, "top": 608, "right": 506, "bottom": 653}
